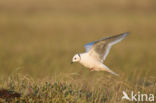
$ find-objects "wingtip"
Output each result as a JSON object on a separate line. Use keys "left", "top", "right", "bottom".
{"left": 125, "top": 32, "right": 130, "bottom": 35}
{"left": 123, "top": 32, "right": 130, "bottom": 36}
{"left": 125, "top": 32, "right": 130, "bottom": 34}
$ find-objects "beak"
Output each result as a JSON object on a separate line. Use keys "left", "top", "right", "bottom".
{"left": 71, "top": 62, "right": 73, "bottom": 64}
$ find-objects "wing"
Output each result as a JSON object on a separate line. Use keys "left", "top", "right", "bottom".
{"left": 88, "top": 32, "right": 129, "bottom": 62}
{"left": 84, "top": 41, "right": 95, "bottom": 52}
{"left": 84, "top": 36, "right": 112, "bottom": 52}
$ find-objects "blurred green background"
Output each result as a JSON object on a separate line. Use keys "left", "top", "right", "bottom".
{"left": 0, "top": 0, "right": 155, "bottom": 80}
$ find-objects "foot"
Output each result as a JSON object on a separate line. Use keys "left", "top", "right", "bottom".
{"left": 89, "top": 68, "right": 94, "bottom": 71}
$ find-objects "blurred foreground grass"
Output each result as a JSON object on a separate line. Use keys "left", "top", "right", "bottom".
{"left": 0, "top": 73, "right": 155, "bottom": 103}
{"left": 0, "top": 0, "right": 156, "bottom": 102}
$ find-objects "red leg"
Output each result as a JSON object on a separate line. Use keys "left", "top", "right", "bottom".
{"left": 89, "top": 68, "right": 94, "bottom": 71}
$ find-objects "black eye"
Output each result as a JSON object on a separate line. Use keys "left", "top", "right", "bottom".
{"left": 74, "top": 58, "right": 76, "bottom": 60}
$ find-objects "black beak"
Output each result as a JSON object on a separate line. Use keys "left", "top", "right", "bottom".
{"left": 71, "top": 62, "right": 73, "bottom": 64}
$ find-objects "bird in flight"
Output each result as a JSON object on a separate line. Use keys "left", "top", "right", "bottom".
{"left": 71, "top": 32, "right": 129, "bottom": 76}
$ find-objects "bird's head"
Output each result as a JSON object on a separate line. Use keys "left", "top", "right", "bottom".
{"left": 71, "top": 54, "right": 81, "bottom": 64}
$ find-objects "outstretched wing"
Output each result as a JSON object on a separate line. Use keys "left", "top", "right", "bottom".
{"left": 88, "top": 32, "right": 129, "bottom": 62}
{"left": 84, "top": 41, "right": 95, "bottom": 52}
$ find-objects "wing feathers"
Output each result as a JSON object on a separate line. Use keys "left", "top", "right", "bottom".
{"left": 89, "top": 32, "right": 129, "bottom": 62}
{"left": 84, "top": 41, "right": 95, "bottom": 52}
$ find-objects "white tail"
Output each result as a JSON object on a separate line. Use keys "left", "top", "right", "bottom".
{"left": 102, "top": 64, "right": 119, "bottom": 76}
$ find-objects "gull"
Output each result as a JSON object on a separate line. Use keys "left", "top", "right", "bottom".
{"left": 71, "top": 32, "right": 129, "bottom": 76}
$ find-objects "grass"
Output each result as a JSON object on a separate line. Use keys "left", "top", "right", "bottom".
{"left": 0, "top": 0, "right": 156, "bottom": 102}
{"left": 0, "top": 73, "right": 155, "bottom": 103}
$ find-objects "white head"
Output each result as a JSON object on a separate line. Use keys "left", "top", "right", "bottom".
{"left": 71, "top": 54, "right": 81, "bottom": 64}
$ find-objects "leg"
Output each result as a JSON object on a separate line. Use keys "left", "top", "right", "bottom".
{"left": 89, "top": 68, "right": 94, "bottom": 71}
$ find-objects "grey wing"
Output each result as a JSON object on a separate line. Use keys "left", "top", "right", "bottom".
{"left": 88, "top": 32, "right": 129, "bottom": 62}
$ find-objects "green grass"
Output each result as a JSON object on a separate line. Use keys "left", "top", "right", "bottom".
{"left": 0, "top": 0, "right": 156, "bottom": 102}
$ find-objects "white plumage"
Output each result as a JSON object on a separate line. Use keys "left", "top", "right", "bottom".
{"left": 72, "top": 32, "right": 129, "bottom": 76}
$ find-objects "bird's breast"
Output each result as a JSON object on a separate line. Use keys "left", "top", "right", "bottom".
{"left": 79, "top": 53, "right": 100, "bottom": 68}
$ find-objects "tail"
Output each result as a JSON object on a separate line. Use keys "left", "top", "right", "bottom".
{"left": 101, "top": 64, "right": 119, "bottom": 76}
